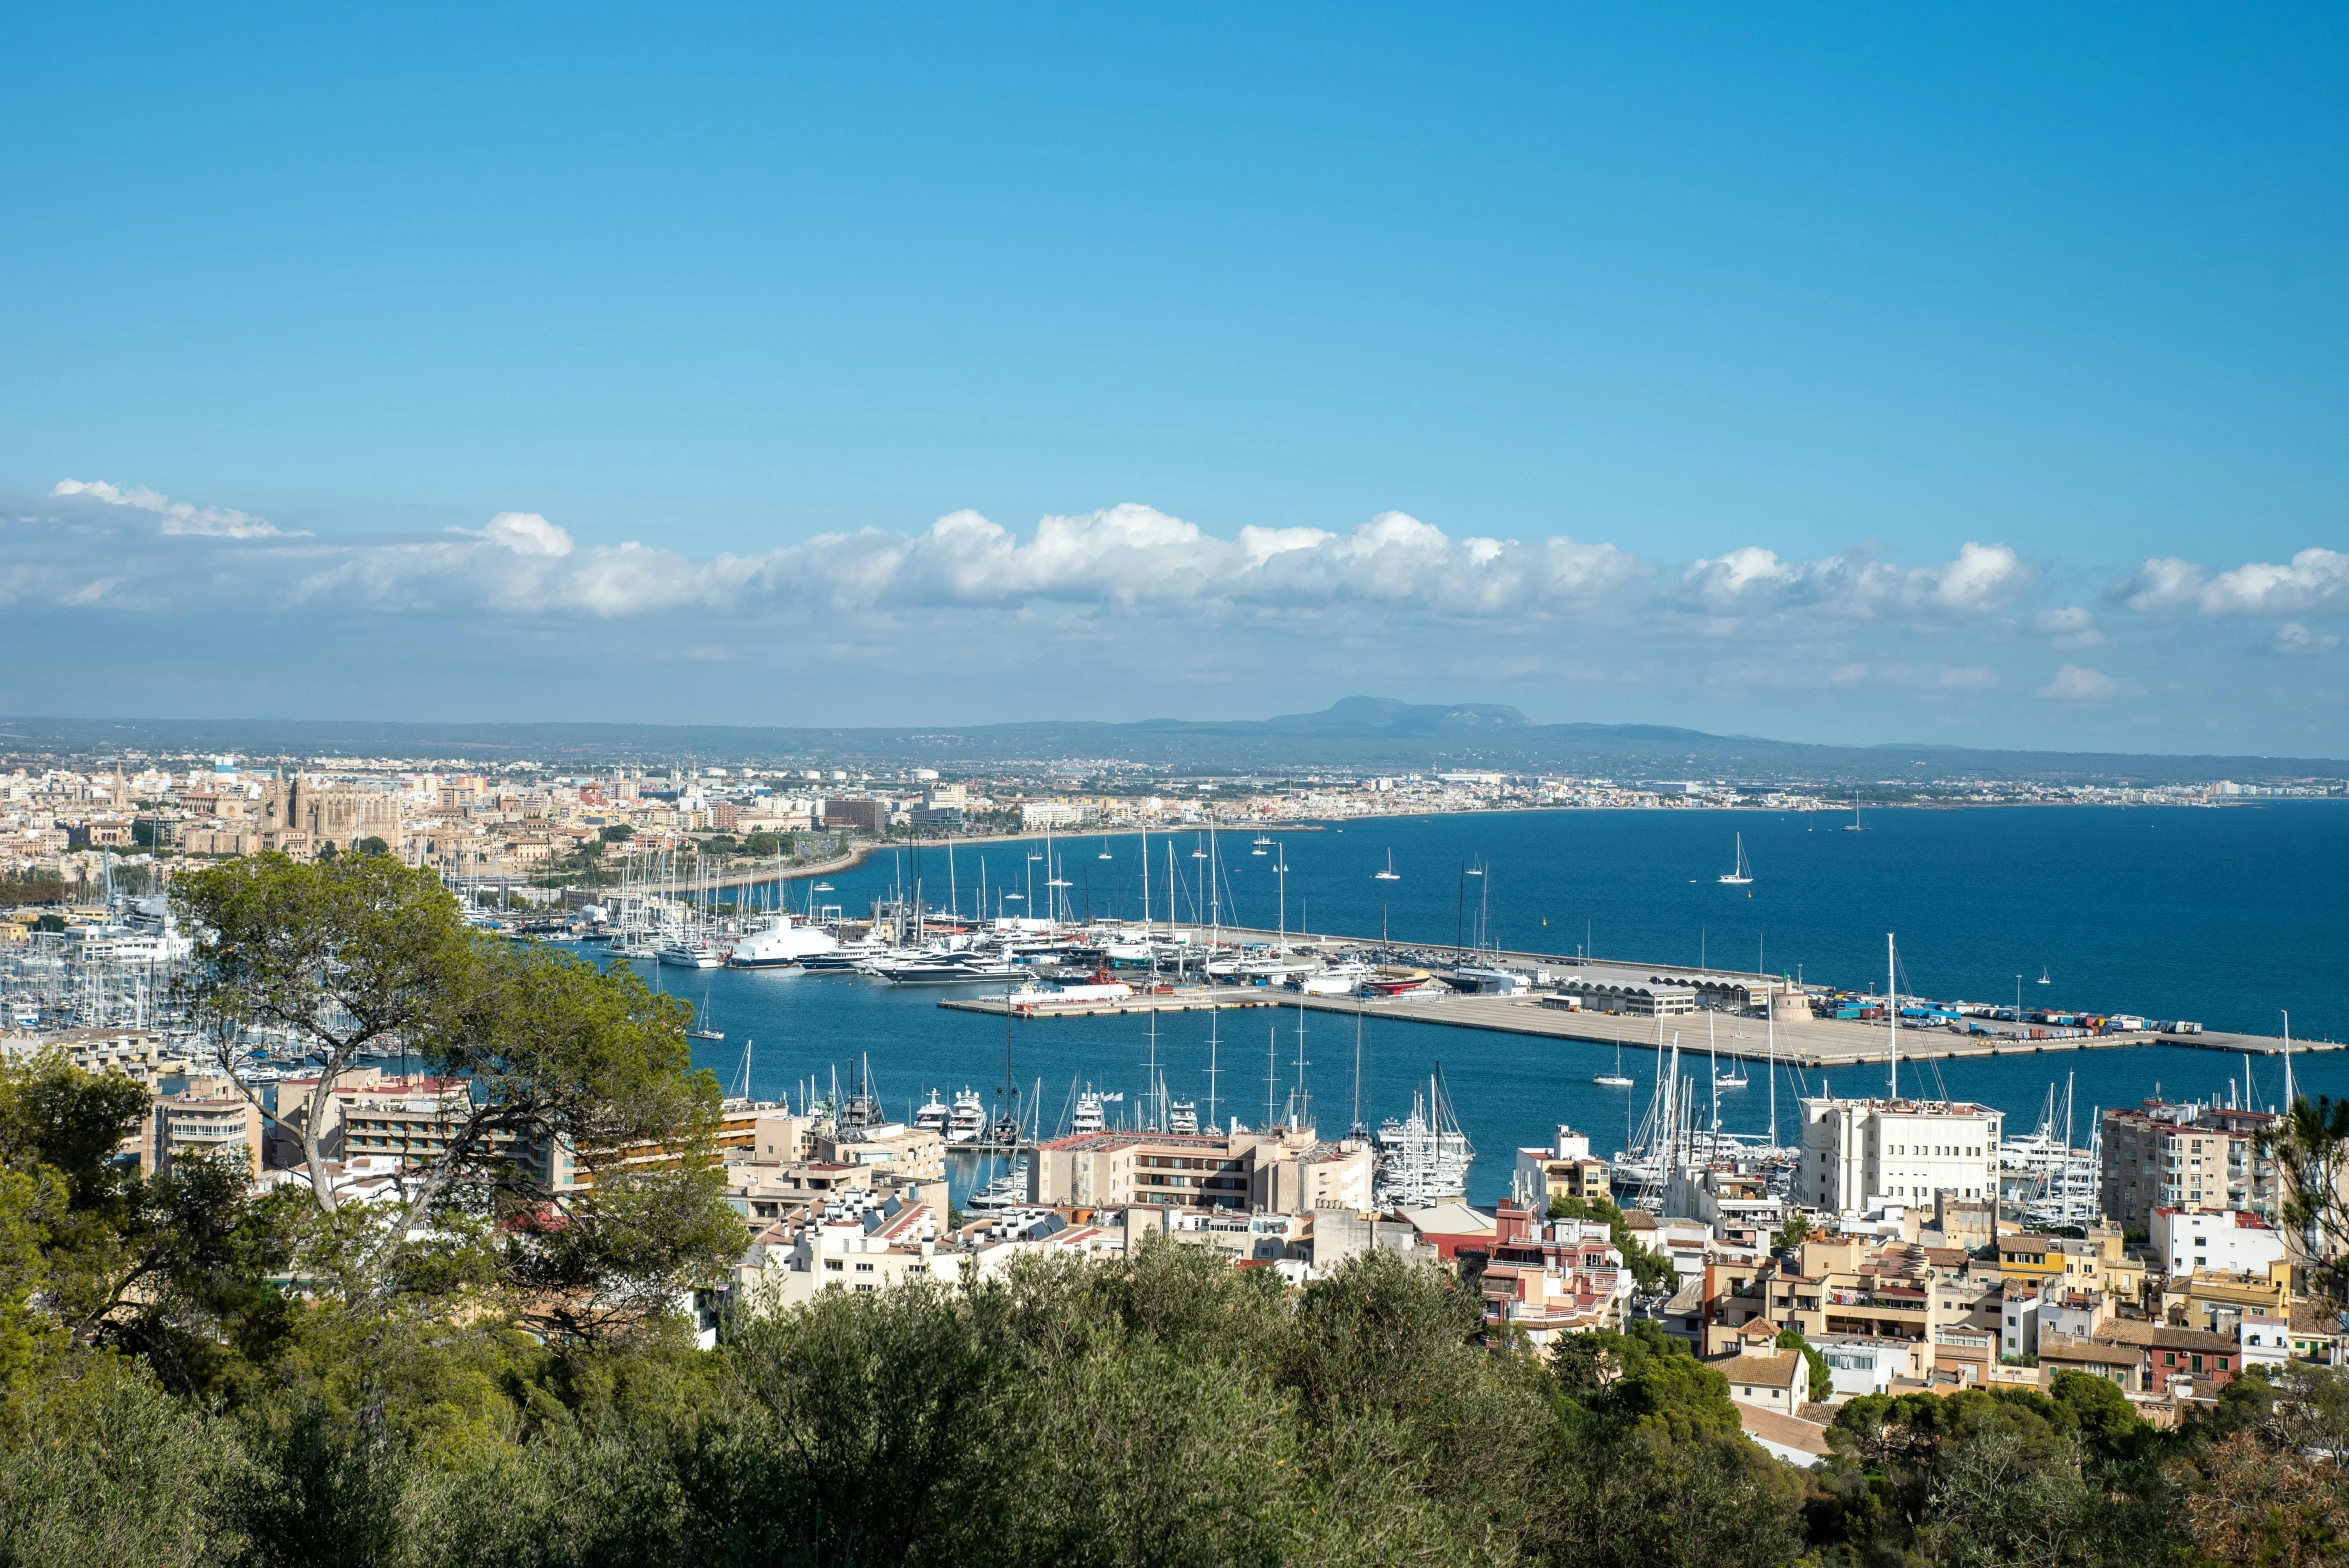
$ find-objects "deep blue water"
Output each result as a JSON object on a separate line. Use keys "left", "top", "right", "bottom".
{"left": 627, "top": 803, "right": 2349, "bottom": 1204}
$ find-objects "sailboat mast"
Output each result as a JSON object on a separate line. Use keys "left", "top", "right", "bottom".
{"left": 1887, "top": 932, "right": 1899, "bottom": 1099}
{"left": 2283, "top": 1009, "right": 2296, "bottom": 1109}
{"left": 1766, "top": 984, "right": 1779, "bottom": 1148}
{"left": 1352, "top": 999, "right": 1364, "bottom": 1134}
{"left": 1205, "top": 1001, "right": 1221, "bottom": 1132}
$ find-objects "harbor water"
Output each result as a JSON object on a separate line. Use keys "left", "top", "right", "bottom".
{"left": 626, "top": 802, "right": 2349, "bottom": 1205}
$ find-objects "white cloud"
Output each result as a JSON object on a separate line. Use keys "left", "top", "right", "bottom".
{"left": 471, "top": 511, "right": 574, "bottom": 557}
{"left": 1679, "top": 540, "right": 2025, "bottom": 620}
{"left": 2033, "top": 605, "right": 2107, "bottom": 649}
{"left": 2275, "top": 622, "right": 2340, "bottom": 655}
{"left": 2200, "top": 549, "right": 2349, "bottom": 616}
{"left": 2036, "top": 663, "right": 2121, "bottom": 701}
{"left": 52, "top": 478, "right": 303, "bottom": 538}
{"left": 2114, "top": 549, "right": 2349, "bottom": 618}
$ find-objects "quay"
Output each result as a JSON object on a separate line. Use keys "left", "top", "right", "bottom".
{"left": 934, "top": 922, "right": 2335, "bottom": 1069}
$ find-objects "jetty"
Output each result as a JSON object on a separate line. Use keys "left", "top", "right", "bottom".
{"left": 935, "top": 921, "right": 2334, "bottom": 1069}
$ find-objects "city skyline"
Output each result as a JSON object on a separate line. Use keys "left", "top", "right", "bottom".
{"left": 5, "top": 8, "right": 2346, "bottom": 751}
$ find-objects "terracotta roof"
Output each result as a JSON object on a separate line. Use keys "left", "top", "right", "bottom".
{"left": 1728, "top": 1351, "right": 1805, "bottom": 1386}
{"left": 1739, "top": 1405, "right": 1829, "bottom": 1457}
{"left": 2098, "top": 1320, "right": 2234, "bottom": 1353}
{"left": 2037, "top": 1334, "right": 2138, "bottom": 1368}
{"left": 2291, "top": 1300, "right": 2344, "bottom": 1335}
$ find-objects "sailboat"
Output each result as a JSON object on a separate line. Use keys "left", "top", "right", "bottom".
{"left": 1592, "top": 1033, "right": 1634, "bottom": 1088}
{"left": 1251, "top": 835, "right": 1272, "bottom": 856}
{"left": 1718, "top": 833, "right": 1754, "bottom": 886}
{"left": 2037, "top": 966, "right": 2052, "bottom": 986}
{"left": 1709, "top": 1013, "right": 1745, "bottom": 1088}
{"left": 1843, "top": 805, "right": 1866, "bottom": 832}
{"left": 1374, "top": 849, "right": 1401, "bottom": 882}
{"left": 689, "top": 992, "right": 723, "bottom": 1041}
{"left": 1098, "top": 838, "right": 1114, "bottom": 861}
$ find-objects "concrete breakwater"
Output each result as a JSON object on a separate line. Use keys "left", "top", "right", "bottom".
{"left": 934, "top": 921, "right": 2329, "bottom": 1069}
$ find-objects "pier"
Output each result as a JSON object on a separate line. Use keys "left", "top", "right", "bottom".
{"left": 933, "top": 921, "right": 2335, "bottom": 1069}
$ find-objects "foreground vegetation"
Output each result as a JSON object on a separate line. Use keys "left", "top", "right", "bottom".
{"left": 2, "top": 851, "right": 2347, "bottom": 1564}
{"left": 4, "top": 1222, "right": 2349, "bottom": 1567}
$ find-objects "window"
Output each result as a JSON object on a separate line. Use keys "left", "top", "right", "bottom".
{"left": 824, "top": 1259, "right": 843, "bottom": 1272}
{"left": 854, "top": 1262, "right": 874, "bottom": 1273}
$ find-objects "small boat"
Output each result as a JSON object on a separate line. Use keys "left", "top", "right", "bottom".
{"left": 1843, "top": 806, "right": 1866, "bottom": 832}
{"left": 688, "top": 991, "right": 723, "bottom": 1040}
{"left": 1592, "top": 1035, "right": 1634, "bottom": 1088}
{"left": 1098, "top": 837, "right": 1114, "bottom": 861}
{"left": 1718, "top": 833, "right": 1754, "bottom": 886}
{"left": 967, "top": 1162, "right": 1029, "bottom": 1210}
{"left": 1715, "top": 1061, "right": 1748, "bottom": 1090}
{"left": 1374, "top": 850, "right": 1401, "bottom": 882}
{"left": 1252, "top": 835, "right": 1272, "bottom": 856}
{"left": 2038, "top": 966, "right": 2053, "bottom": 986}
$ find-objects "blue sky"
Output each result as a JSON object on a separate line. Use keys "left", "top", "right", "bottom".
{"left": 4, "top": 5, "right": 2347, "bottom": 753}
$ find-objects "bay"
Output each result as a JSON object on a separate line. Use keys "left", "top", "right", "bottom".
{"left": 628, "top": 802, "right": 2349, "bottom": 1205}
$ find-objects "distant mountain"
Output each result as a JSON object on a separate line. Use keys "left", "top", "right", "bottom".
{"left": 1260, "top": 698, "right": 1532, "bottom": 735}
{"left": 2, "top": 701, "right": 2343, "bottom": 785}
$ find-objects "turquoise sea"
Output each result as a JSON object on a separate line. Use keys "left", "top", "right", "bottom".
{"left": 612, "top": 803, "right": 2349, "bottom": 1205}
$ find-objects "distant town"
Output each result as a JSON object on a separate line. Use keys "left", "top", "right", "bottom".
{"left": 3, "top": 743, "right": 2340, "bottom": 901}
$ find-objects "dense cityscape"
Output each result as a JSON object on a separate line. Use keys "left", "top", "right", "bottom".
{"left": 3, "top": 724, "right": 2347, "bottom": 1563}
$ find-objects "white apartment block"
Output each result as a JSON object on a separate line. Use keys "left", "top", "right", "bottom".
{"left": 2152, "top": 1207, "right": 2286, "bottom": 1279}
{"left": 1798, "top": 1096, "right": 2002, "bottom": 1216}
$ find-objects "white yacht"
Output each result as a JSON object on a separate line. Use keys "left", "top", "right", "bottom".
{"left": 656, "top": 938, "right": 725, "bottom": 969}
{"left": 1071, "top": 1090, "right": 1107, "bottom": 1136}
{"left": 913, "top": 1090, "right": 950, "bottom": 1137}
{"left": 727, "top": 914, "right": 840, "bottom": 969}
{"left": 967, "top": 1162, "right": 1030, "bottom": 1210}
{"left": 1167, "top": 1099, "right": 1199, "bottom": 1135}
{"left": 946, "top": 1089, "right": 988, "bottom": 1143}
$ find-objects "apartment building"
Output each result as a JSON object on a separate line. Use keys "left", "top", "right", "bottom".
{"left": 1479, "top": 1203, "right": 1633, "bottom": 1347}
{"left": 1797, "top": 1096, "right": 2002, "bottom": 1215}
{"left": 1511, "top": 1125, "right": 1610, "bottom": 1207}
{"left": 734, "top": 1197, "right": 948, "bottom": 1309}
{"left": 153, "top": 1080, "right": 265, "bottom": 1173}
{"left": 1691, "top": 1233, "right": 1992, "bottom": 1380}
{"left": 1029, "top": 1126, "right": 1373, "bottom": 1214}
{"left": 2151, "top": 1206, "right": 2286, "bottom": 1279}
{"left": 2099, "top": 1101, "right": 2280, "bottom": 1235}
{"left": 1997, "top": 1226, "right": 2145, "bottom": 1302}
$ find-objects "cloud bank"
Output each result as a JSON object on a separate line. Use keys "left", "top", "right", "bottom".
{"left": 9, "top": 479, "right": 2345, "bottom": 738}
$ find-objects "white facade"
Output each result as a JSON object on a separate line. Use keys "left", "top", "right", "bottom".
{"left": 1815, "top": 1336, "right": 1902, "bottom": 1398}
{"left": 2240, "top": 1311, "right": 2293, "bottom": 1370}
{"left": 2000, "top": 1292, "right": 2040, "bottom": 1359}
{"left": 1797, "top": 1097, "right": 2002, "bottom": 1216}
{"left": 2153, "top": 1207, "right": 2285, "bottom": 1278}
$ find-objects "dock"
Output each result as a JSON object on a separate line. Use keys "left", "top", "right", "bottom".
{"left": 933, "top": 921, "right": 2335, "bottom": 1069}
